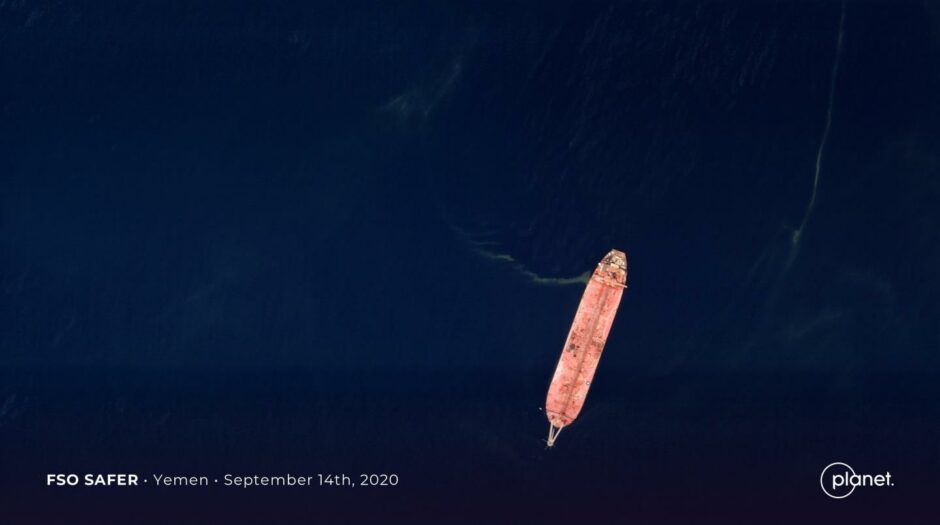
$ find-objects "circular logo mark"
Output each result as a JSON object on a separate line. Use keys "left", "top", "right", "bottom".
{"left": 820, "top": 462, "right": 857, "bottom": 499}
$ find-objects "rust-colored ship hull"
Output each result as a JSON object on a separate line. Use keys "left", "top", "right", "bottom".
{"left": 545, "top": 250, "right": 627, "bottom": 447}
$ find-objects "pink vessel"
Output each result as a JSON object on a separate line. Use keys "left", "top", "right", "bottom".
{"left": 545, "top": 250, "right": 627, "bottom": 447}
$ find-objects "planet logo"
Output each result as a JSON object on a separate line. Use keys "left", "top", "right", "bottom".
{"left": 820, "top": 462, "right": 894, "bottom": 499}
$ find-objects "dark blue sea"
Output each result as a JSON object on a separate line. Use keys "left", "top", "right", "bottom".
{"left": 1, "top": 1, "right": 938, "bottom": 523}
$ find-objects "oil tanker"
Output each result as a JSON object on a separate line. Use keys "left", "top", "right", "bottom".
{"left": 545, "top": 249, "right": 627, "bottom": 447}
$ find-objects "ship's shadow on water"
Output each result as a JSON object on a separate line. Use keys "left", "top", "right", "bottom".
{"left": 1, "top": 0, "right": 939, "bottom": 523}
